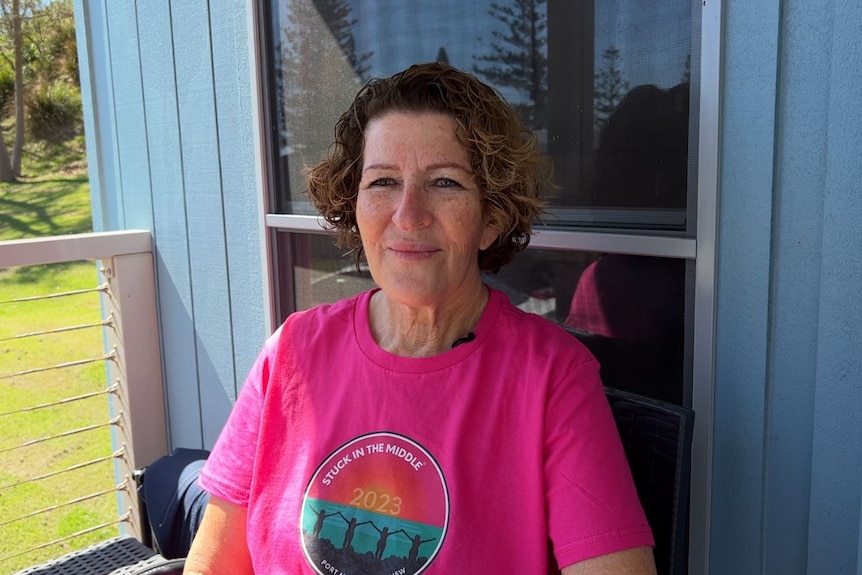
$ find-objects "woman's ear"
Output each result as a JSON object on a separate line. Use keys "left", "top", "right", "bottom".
{"left": 480, "top": 215, "right": 502, "bottom": 251}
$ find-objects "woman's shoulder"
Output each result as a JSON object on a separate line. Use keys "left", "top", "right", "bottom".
{"left": 491, "top": 287, "right": 596, "bottom": 363}
{"left": 283, "top": 289, "right": 371, "bottom": 328}
{"left": 266, "top": 289, "right": 373, "bottom": 355}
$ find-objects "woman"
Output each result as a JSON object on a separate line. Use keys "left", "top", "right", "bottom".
{"left": 185, "top": 63, "right": 656, "bottom": 574}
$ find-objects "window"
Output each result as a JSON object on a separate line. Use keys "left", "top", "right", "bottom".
{"left": 259, "top": 0, "right": 699, "bottom": 402}
{"left": 265, "top": 1, "right": 696, "bottom": 225}
{"left": 255, "top": 2, "right": 718, "bottom": 570}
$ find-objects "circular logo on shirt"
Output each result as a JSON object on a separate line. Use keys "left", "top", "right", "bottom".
{"left": 300, "top": 432, "right": 449, "bottom": 575}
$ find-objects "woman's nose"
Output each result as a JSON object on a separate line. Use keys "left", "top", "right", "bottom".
{"left": 392, "top": 182, "right": 431, "bottom": 229}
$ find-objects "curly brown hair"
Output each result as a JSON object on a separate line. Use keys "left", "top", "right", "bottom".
{"left": 305, "top": 62, "right": 550, "bottom": 273}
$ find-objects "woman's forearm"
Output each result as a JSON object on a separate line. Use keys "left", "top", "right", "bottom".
{"left": 184, "top": 496, "right": 254, "bottom": 575}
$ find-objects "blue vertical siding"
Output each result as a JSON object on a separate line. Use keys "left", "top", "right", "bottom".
{"left": 208, "top": 1, "right": 265, "bottom": 402}
{"left": 75, "top": 0, "right": 264, "bottom": 450}
{"left": 762, "top": 0, "right": 830, "bottom": 572}
{"left": 169, "top": 0, "right": 236, "bottom": 447}
{"left": 103, "top": 2, "right": 151, "bottom": 230}
{"left": 73, "top": 0, "right": 120, "bottom": 231}
{"left": 715, "top": 1, "right": 862, "bottom": 574}
{"left": 712, "top": 0, "right": 781, "bottom": 571}
{"left": 136, "top": 0, "right": 204, "bottom": 448}
{"left": 805, "top": 1, "right": 862, "bottom": 569}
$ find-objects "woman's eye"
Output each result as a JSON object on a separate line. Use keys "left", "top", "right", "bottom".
{"left": 434, "top": 177, "right": 461, "bottom": 188}
{"left": 369, "top": 177, "right": 396, "bottom": 187}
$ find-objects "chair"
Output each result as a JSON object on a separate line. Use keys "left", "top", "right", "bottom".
{"left": 135, "top": 448, "right": 211, "bottom": 559}
{"left": 13, "top": 448, "right": 210, "bottom": 575}
{"left": 11, "top": 536, "right": 184, "bottom": 575}
{"left": 548, "top": 388, "right": 694, "bottom": 575}
{"left": 606, "top": 388, "right": 694, "bottom": 575}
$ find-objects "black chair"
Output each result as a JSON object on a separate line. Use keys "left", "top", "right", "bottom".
{"left": 548, "top": 388, "right": 694, "bottom": 575}
{"left": 605, "top": 387, "right": 694, "bottom": 575}
{"left": 135, "top": 448, "right": 211, "bottom": 560}
{"left": 13, "top": 448, "right": 210, "bottom": 575}
{"left": 11, "top": 536, "right": 185, "bottom": 575}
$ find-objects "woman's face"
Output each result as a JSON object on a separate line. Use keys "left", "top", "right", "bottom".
{"left": 356, "top": 111, "right": 499, "bottom": 309}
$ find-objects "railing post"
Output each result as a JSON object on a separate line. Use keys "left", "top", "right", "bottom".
{"left": 102, "top": 251, "right": 168, "bottom": 541}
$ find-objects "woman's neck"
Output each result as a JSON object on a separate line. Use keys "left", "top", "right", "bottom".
{"left": 369, "top": 284, "right": 489, "bottom": 357}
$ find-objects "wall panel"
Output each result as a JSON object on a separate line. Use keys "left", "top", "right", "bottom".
{"left": 805, "top": 1, "right": 862, "bottom": 570}
{"left": 759, "top": 0, "right": 829, "bottom": 572}
{"left": 75, "top": 0, "right": 263, "bottom": 452}
{"left": 209, "top": 0, "right": 266, "bottom": 407}
{"left": 712, "top": 0, "right": 780, "bottom": 570}
{"left": 715, "top": 0, "right": 862, "bottom": 573}
{"left": 169, "top": 0, "right": 237, "bottom": 447}
{"left": 137, "top": 0, "right": 204, "bottom": 448}
{"left": 103, "top": 1, "right": 149, "bottom": 229}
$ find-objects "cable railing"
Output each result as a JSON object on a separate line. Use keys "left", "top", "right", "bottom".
{"left": 0, "top": 231, "right": 167, "bottom": 573}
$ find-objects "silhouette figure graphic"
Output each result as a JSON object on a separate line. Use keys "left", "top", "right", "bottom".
{"left": 308, "top": 505, "right": 333, "bottom": 538}
{"left": 336, "top": 512, "right": 371, "bottom": 551}
{"left": 371, "top": 525, "right": 405, "bottom": 559}
{"left": 399, "top": 530, "right": 436, "bottom": 565}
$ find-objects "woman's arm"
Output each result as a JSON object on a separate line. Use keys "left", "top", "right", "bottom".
{"left": 561, "top": 546, "right": 657, "bottom": 575}
{"left": 184, "top": 496, "right": 254, "bottom": 575}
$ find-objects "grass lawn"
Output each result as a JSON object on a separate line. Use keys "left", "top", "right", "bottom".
{"left": 0, "top": 137, "right": 120, "bottom": 573}
{"left": 0, "top": 138, "right": 91, "bottom": 241}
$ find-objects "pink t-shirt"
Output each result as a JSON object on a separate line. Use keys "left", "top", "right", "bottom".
{"left": 199, "top": 288, "right": 653, "bottom": 573}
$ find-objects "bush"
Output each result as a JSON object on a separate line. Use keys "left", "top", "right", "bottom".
{"left": 0, "top": 65, "right": 14, "bottom": 113}
{"left": 27, "top": 81, "right": 82, "bottom": 142}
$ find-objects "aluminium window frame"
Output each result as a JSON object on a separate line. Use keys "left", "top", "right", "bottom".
{"left": 246, "top": 1, "right": 723, "bottom": 574}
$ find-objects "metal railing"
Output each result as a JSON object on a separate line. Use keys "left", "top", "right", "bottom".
{"left": 0, "top": 231, "right": 167, "bottom": 570}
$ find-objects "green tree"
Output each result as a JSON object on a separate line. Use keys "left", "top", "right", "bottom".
{"left": 24, "top": 0, "right": 77, "bottom": 86}
{"left": 473, "top": 0, "right": 548, "bottom": 129}
{"left": 0, "top": 0, "right": 32, "bottom": 180}
{"left": 0, "top": 0, "right": 78, "bottom": 181}
{"left": 593, "top": 46, "right": 629, "bottom": 132}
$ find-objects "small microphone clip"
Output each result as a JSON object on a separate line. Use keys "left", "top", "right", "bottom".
{"left": 451, "top": 331, "right": 476, "bottom": 348}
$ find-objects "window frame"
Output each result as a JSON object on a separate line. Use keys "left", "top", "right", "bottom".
{"left": 247, "top": 1, "right": 723, "bottom": 573}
